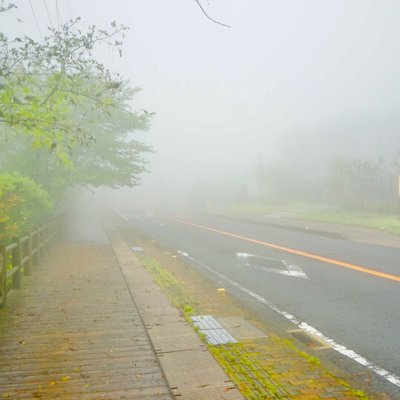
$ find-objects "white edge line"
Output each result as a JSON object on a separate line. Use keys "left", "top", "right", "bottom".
{"left": 115, "top": 215, "right": 400, "bottom": 388}
{"left": 178, "top": 251, "right": 400, "bottom": 388}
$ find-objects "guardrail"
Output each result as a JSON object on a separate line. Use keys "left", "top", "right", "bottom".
{"left": 0, "top": 219, "right": 58, "bottom": 307}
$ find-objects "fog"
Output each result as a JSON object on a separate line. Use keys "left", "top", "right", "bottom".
{"left": 3, "top": 0, "right": 400, "bottom": 211}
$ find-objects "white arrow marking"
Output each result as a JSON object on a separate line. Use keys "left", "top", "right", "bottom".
{"left": 176, "top": 250, "right": 400, "bottom": 388}
{"left": 236, "top": 252, "right": 309, "bottom": 279}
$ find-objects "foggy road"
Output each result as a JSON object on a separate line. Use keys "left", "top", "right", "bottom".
{"left": 123, "top": 211, "right": 400, "bottom": 389}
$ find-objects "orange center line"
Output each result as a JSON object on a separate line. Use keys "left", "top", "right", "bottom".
{"left": 169, "top": 217, "right": 400, "bottom": 283}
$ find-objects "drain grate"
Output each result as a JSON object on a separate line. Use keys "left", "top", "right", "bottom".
{"left": 288, "top": 329, "right": 331, "bottom": 350}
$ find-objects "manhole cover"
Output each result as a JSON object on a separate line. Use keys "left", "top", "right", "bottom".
{"left": 288, "top": 329, "right": 331, "bottom": 350}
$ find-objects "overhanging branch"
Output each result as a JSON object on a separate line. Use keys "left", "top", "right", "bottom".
{"left": 194, "top": 0, "right": 231, "bottom": 28}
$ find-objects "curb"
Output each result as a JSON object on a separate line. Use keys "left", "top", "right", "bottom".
{"left": 109, "top": 231, "right": 244, "bottom": 400}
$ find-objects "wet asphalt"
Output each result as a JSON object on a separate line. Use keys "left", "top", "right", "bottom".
{"left": 126, "top": 211, "right": 400, "bottom": 384}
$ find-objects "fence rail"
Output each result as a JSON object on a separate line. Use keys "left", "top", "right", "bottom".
{"left": 0, "top": 219, "right": 58, "bottom": 307}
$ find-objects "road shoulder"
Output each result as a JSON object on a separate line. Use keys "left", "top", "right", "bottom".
{"left": 116, "top": 220, "right": 391, "bottom": 400}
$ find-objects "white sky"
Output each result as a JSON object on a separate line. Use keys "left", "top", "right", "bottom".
{"left": 3, "top": 1, "right": 400, "bottom": 201}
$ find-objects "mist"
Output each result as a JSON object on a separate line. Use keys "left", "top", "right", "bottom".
{"left": 3, "top": 0, "right": 400, "bottom": 213}
{"left": 3, "top": 3, "right": 400, "bottom": 398}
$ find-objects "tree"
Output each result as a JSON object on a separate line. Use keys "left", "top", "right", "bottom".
{"left": 0, "top": 83, "right": 152, "bottom": 201}
{"left": 327, "top": 156, "right": 353, "bottom": 206}
{"left": 351, "top": 159, "right": 382, "bottom": 210}
{"left": 392, "top": 151, "right": 400, "bottom": 174}
{"left": 0, "top": 2, "right": 153, "bottom": 203}
{"left": 0, "top": 10, "right": 134, "bottom": 161}
{"left": 327, "top": 156, "right": 382, "bottom": 209}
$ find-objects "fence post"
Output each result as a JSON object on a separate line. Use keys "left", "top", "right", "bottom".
{"left": 25, "top": 232, "right": 33, "bottom": 276}
{"left": 12, "top": 238, "right": 22, "bottom": 289}
{"left": 46, "top": 223, "right": 50, "bottom": 250}
{"left": 32, "top": 230, "right": 38, "bottom": 265}
{"left": 0, "top": 244, "right": 7, "bottom": 306}
{"left": 38, "top": 226, "right": 43, "bottom": 260}
{"left": 51, "top": 219, "right": 56, "bottom": 243}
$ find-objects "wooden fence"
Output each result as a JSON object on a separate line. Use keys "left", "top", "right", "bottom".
{"left": 0, "top": 219, "right": 58, "bottom": 307}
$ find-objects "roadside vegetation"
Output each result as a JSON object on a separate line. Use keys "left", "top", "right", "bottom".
{"left": 0, "top": 173, "right": 52, "bottom": 241}
{"left": 207, "top": 154, "right": 400, "bottom": 236}
{"left": 229, "top": 202, "right": 400, "bottom": 235}
{"left": 0, "top": 1, "right": 151, "bottom": 242}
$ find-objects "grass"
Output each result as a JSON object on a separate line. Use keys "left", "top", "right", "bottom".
{"left": 209, "top": 343, "right": 289, "bottom": 400}
{"left": 297, "top": 208, "right": 400, "bottom": 235}
{"left": 227, "top": 202, "right": 400, "bottom": 235}
{"left": 140, "top": 257, "right": 201, "bottom": 317}
{"left": 229, "top": 201, "right": 308, "bottom": 216}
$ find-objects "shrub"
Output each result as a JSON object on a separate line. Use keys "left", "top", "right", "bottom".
{"left": 0, "top": 173, "right": 52, "bottom": 242}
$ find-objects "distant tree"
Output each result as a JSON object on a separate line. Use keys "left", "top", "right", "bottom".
{"left": 252, "top": 155, "right": 267, "bottom": 200}
{"left": 392, "top": 151, "right": 400, "bottom": 173}
{"left": 255, "top": 162, "right": 295, "bottom": 202}
{"left": 327, "top": 156, "right": 353, "bottom": 206}
{"left": 351, "top": 159, "right": 382, "bottom": 210}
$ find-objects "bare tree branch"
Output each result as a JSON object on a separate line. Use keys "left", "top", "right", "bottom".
{"left": 194, "top": 0, "right": 231, "bottom": 28}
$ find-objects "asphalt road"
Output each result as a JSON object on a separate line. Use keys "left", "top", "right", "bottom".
{"left": 123, "top": 211, "right": 400, "bottom": 390}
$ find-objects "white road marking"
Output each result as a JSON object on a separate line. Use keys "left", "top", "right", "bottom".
{"left": 237, "top": 252, "right": 309, "bottom": 279}
{"left": 115, "top": 212, "right": 400, "bottom": 387}
{"left": 177, "top": 250, "right": 400, "bottom": 388}
{"left": 114, "top": 208, "right": 130, "bottom": 220}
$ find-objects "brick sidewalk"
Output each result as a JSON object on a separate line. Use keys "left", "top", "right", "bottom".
{"left": 0, "top": 243, "right": 172, "bottom": 399}
{"left": 0, "top": 222, "right": 389, "bottom": 399}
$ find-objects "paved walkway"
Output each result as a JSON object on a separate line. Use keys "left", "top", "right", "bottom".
{"left": 0, "top": 242, "right": 172, "bottom": 399}
{"left": 111, "top": 233, "right": 243, "bottom": 400}
{"left": 1, "top": 201, "right": 387, "bottom": 399}
{"left": 0, "top": 201, "right": 243, "bottom": 400}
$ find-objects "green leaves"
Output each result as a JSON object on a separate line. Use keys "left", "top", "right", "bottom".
{"left": 0, "top": 8, "right": 152, "bottom": 207}
{"left": 0, "top": 17, "right": 130, "bottom": 160}
{"left": 0, "top": 173, "right": 52, "bottom": 242}
{"left": 0, "top": 82, "right": 153, "bottom": 201}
